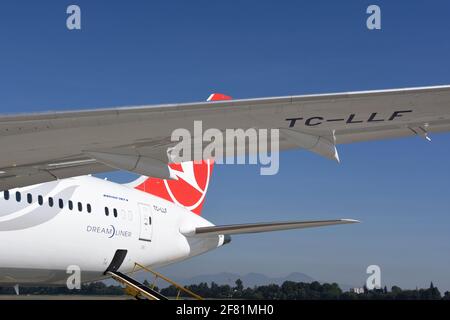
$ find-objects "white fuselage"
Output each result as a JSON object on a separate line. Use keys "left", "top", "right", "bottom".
{"left": 0, "top": 176, "right": 225, "bottom": 285}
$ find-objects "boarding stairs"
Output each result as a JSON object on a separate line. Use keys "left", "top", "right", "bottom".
{"left": 106, "top": 250, "right": 202, "bottom": 300}
{"left": 107, "top": 270, "right": 168, "bottom": 300}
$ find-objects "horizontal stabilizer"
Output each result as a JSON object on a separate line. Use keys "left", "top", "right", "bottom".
{"left": 181, "top": 219, "right": 359, "bottom": 237}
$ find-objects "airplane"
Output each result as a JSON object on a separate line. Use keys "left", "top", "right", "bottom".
{"left": 0, "top": 85, "right": 449, "bottom": 295}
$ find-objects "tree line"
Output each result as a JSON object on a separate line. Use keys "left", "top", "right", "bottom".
{"left": 161, "top": 280, "right": 448, "bottom": 300}
{"left": 1, "top": 279, "right": 449, "bottom": 300}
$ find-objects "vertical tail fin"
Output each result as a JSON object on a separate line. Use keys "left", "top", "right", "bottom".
{"left": 130, "top": 160, "right": 214, "bottom": 215}
{"left": 127, "top": 93, "right": 230, "bottom": 215}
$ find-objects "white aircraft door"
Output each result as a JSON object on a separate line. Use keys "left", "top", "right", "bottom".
{"left": 138, "top": 203, "right": 153, "bottom": 242}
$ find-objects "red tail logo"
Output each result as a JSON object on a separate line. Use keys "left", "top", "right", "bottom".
{"left": 133, "top": 93, "right": 230, "bottom": 214}
{"left": 134, "top": 160, "right": 214, "bottom": 215}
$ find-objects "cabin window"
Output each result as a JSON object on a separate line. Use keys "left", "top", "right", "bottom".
{"left": 38, "top": 195, "right": 43, "bottom": 205}
{"left": 87, "top": 204, "right": 92, "bottom": 213}
{"left": 59, "top": 199, "right": 64, "bottom": 209}
{"left": 48, "top": 197, "right": 54, "bottom": 207}
{"left": 27, "top": 193, "right": 33, "bottom": 204}
{"left": 105, "top": 207, "right": 109, "bottom": 216}
{"left": 4, "top": 190, "right": 10, "bottom": 200}
{"left": 68, "top": 200, "right": 73, "bottom": 210}
{"left": 113, "top": 208, "right": 118, "bottom": 218}
{"left": 16, "top": 192, "right": 21, "bottom": 202}
{"left": 78, "top": 202, "right": 82, "bottom": 212}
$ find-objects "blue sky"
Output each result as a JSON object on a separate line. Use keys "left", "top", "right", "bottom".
{"left": 1, "top": 1, "right": 450, "bottom": 290}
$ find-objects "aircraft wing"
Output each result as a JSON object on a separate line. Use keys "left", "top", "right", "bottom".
{"left": 181, "top": 219, "right": 359, "bottom": 237}
{"left": 1, "top": 85, "right": 450, "bottom": 190}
